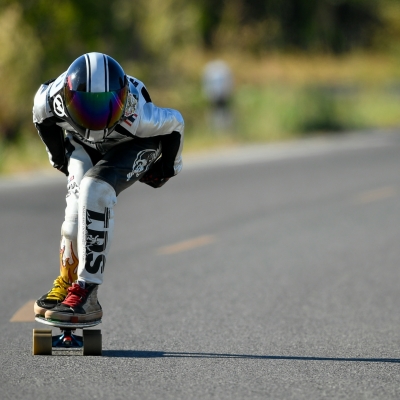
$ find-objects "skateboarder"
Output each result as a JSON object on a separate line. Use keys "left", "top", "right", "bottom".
{"left": 33, "top": 52, "right": 184, "bottom": 323}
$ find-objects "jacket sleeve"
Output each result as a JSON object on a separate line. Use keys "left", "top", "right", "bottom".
{"left": 159, "top": 131, "right": 183, "bottom": 177}
{"left": 34, "top": 118, "right": 67, "bottom": 170}
{"left": 32, "top": 82, "right": 67, "bottom": 170}
{"left": 136, "top": 102, "right": 184, "bottom": 176}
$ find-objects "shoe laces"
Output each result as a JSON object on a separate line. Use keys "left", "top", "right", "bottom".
{"left": 46, "top": 276, "right": 70, "bottom": 301}
{"left": 62, "top": 283, "right": 89, "bottom": 307}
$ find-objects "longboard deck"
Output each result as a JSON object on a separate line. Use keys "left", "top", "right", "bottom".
{"left": 35, "top": 316, "right": 101, "bottom": 329}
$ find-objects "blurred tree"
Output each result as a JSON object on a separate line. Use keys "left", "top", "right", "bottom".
{"left": 16, "top": 0, "right": 118, "bottom": 79}
{"left": 0, "top": 0, "right": 399, "bottom": 143}
{"left": 277, "top": 0, "right": 380, "bottom": 53}
{"left": 114, "top": 0, "right": 201, "bottom": 70}
{"left": 198, "top": 0, "right": 382, "bottom": 53}
{"left": 0, "top": 3, "right": 42, "bottom": 140}
{"left": 374, "top": 0, "right": 400, "bottom": 52}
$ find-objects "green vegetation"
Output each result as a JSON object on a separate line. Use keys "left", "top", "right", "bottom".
{"left": 1, "top": 0, "right": 400, "bottom": 173}
{"left": 168, "top": 51, "right": 400, "bottom": 152}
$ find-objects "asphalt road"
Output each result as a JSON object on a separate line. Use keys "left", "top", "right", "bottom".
{"left": 1, "top": 131, "right": 400, "bottom": 399}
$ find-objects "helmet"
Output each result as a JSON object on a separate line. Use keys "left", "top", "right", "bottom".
{"left": 61, "top": 52, "right": 128, "bottom": 141}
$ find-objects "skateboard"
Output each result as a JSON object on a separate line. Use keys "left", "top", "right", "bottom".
{"left": 33, "top": 316, "right": 102, "bottom": 356}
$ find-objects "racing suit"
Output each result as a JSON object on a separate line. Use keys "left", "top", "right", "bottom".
{"left": 32, "top": 73, "right": 184, "bottom": 285}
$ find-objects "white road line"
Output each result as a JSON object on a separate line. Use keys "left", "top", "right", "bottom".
{"left": 354, "top": 186, "right": 397, "bottom": 204}
{"left": 157, "top": 235, "right": 216, "bottom": 255}
{"left": 10, "top": 300, "right": 36, "bottom": 322}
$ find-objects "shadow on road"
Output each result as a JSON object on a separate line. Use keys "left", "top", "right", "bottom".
{"left": 102, "top": 350, "right": 400, "bottom": 363}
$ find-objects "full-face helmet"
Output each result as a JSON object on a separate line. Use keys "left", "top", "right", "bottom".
{"left": 59, "top": 52, "right": 128, "bottom": 141}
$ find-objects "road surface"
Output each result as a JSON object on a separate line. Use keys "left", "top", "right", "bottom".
{"left": 1, "top": 131, "right": 400, "bottom": 399}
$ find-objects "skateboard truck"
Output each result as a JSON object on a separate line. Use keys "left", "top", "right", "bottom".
{"left": 52, "top": 329, "right": 83, "bottom": 348}
{"left": 33, "top": 316, "right": 102, "bottom": 356}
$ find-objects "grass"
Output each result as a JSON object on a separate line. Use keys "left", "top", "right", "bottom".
{"left": 154, "top": 50, "right": 400, "bottom": 150}
{"left": 180, "top": 83, "right": 400, "bottom": 153}
{"left": 0, "top": 132, "right": 49, "bottom": 175}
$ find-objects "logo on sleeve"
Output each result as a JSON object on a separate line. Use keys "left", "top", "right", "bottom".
{"left": 53, "top": 94, "right": 65, "bottom": 117}
{"left": 126, "top": 149, "right": 159, "bottom": 181}
{"left": 124, "top": 92, "right": 138, "bottom": 118}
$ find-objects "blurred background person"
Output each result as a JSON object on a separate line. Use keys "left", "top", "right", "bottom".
{"left": 202, "top": 60, "right": 233, "bottom": 132}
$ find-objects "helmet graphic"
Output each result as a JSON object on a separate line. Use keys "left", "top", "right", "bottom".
{"left": 62, "top": 52, "right": 128, "bottom": 141}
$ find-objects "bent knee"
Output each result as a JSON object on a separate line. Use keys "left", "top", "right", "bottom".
{"left": 61, "top": 219, "right": 78, "bottom": 241}
{"left": 79, "top": 176, "right": 117, "bottom": 209}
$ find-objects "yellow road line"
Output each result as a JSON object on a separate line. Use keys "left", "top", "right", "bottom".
{"left": 10, "top": 300, "right": 35, "bottom": 322}
{"left": 158, "top": 235, "right": 216, "bottom": 255}
{"left": 354, "top": 186, "right": 397, "bottom": 204}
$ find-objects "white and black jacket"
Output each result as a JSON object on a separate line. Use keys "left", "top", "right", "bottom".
{"left": 32, "top": 74, "right": 184, "bottom": 178}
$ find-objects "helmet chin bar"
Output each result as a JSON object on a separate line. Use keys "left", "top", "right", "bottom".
{"left": 84, "top": 129, "right": 109, "bottom": 143}
{"left": 65, "top": 111, "right": 123, "bottom": 143}
{"left": 64, "top": 116, "right": 109, "bottom": 143}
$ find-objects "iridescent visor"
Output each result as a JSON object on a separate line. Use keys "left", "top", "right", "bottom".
{"left": 65, "top": 87, "right": 128, "bottom": 131}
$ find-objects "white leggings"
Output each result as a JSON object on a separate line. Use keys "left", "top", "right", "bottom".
{"left": 60, "top": 134, "right": 160, "bottom": 284}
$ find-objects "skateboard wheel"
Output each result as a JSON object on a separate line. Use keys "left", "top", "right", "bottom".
{"left": 32, "top": 329, "right": 52, "bottom": 355}
{"left": 83, "top": 329, "right": 102, "bottom": 356}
